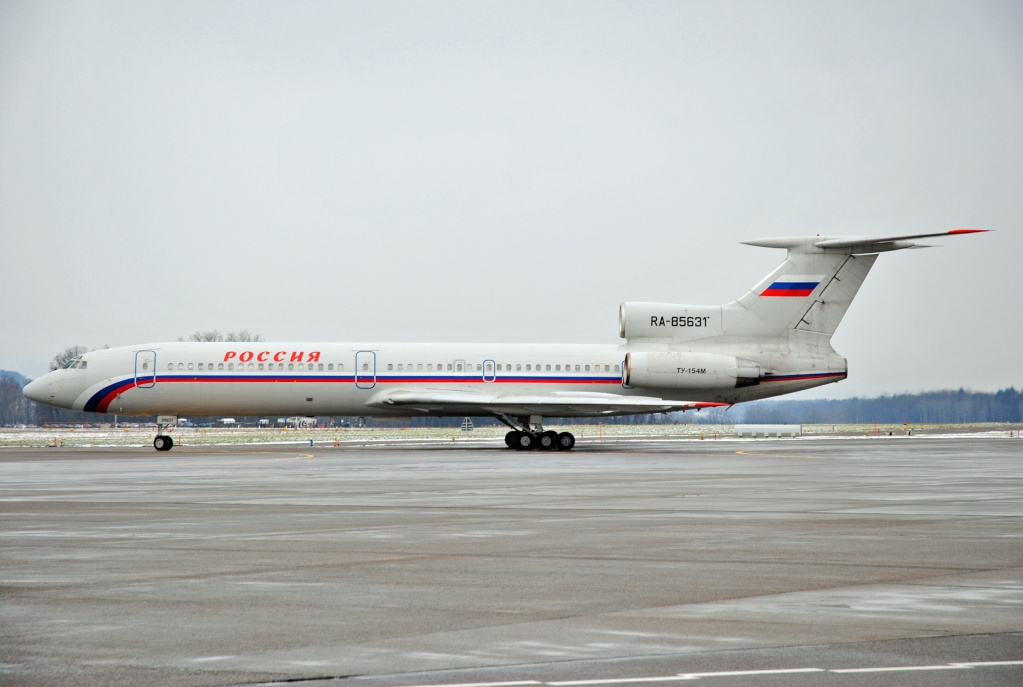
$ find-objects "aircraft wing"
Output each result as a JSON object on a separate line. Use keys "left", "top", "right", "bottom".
{"left": 368, "top": 388, "right": 729, "bottom": 417}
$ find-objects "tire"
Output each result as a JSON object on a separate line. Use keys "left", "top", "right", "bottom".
{"left": 154, "top": 436, "right": 170, "bottom": 451}
{"left": 538, "top": 431, "right": 557, "bottom": 450}
{"left": 505, "top": 431, "right": 519, "bottom": 448}
{"left": 556, "top": 432, "right": 575, "bottom": 450}
{"left": 517, "top": 432, "right": 535, "bottom": 450}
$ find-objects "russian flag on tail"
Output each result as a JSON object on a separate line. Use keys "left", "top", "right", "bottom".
{"left": 761, "top": 274, "right": 825, "bottom": 297}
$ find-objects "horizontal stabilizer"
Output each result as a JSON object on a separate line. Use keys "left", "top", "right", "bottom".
{"left": 743, "top": 229, "right": 989, "bottom": 254}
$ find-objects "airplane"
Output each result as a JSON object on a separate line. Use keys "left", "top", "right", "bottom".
{"left": 23, "top": 229, "right": 987, "bottom": 451}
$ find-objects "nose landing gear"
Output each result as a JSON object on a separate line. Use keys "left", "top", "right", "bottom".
{"left": 153, "top": 415, "right": 177, "bottom": 451}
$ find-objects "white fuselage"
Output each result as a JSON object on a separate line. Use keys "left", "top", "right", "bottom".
{"left": 27, "top": 340, "right": 844, "bottom": 419}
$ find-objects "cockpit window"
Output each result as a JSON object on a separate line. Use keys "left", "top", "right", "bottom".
{"left": 61, "top": 357, "right": 87, "bottom": 370}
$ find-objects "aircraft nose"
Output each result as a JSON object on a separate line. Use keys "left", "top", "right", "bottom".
{"left": 22, "top": 376, "right": 52, "bottom": 403}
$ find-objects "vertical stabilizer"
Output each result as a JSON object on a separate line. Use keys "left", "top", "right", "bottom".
{"left": 722, "top": 230, "right": 988, "bottom": 339}
{"left": 723, "top": 242, "right": 877, "bottom": 338}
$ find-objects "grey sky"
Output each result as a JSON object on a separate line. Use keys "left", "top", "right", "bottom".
{"left": 2, "top": 0, "right": 1020, "bottom": 398}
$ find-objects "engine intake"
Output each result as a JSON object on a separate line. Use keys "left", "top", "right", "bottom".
{"left": 624, "top": 352, "right": 762, "bottom": 390}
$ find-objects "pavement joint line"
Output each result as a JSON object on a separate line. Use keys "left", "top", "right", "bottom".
{"left": 678, "top": 668, "right": 825, "bottom": 678}
{"left": 953, "top": 660, "right": 1023, "bottom": 667}
{"left": 828, "top": 664, "right": 972, "bottom": 673}
{"left": 391, "top": 662, "right": 1023, "bottom": 686}
{"left": 547, "top": 677, "right": 695, "bottom": 685}
{"left": 397, "top": 682, "right": 542, "bottom": 687}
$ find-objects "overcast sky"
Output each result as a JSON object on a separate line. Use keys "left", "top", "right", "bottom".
{"left": 2, "top": 0, "right": 1020, "bottom": 398}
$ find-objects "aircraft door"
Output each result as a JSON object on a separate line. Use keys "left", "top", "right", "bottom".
{"left": 135, "top": 350, "right": 157, "bottom": 389}
{"left": 482, "top": 359, "right": 496, "bottom": 382}
{"left": 355, "top": 351, "right": 376, "bottom": 389}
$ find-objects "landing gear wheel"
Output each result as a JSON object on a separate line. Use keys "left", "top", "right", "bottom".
{"left": 505, "top": 431, "right": 520, "bottom": 448}
{"left": 154, "top": 435, "right": 173, "bottom": 451}
{"left": 538, "top": 431, "right": 558, "bottom": 450}
{"left": 516, "top": 432, "right": 535, "bottom": 450}
{"left": 556, "top": 432, "right": 576, "bottom": 450}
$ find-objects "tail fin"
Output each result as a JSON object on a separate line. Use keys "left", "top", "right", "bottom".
{"left": 723, "top": 230, "right": 988, "bottom": 338}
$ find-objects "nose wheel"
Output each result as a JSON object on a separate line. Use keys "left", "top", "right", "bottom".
{"left": 153, "top": 415, "right": 177, "bottom": 451}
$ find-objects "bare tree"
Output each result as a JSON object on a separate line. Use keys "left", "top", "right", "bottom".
{"left": 183, "top": 330, "right": 262, "bottom": 342}
{"left": 187, "top": 330, "right": 225, "bottom": 342}
{"left": 49, "top": 345, "right": 89, "bottom": 371}
{"left": 225, "top": 330, "right": 262, "bottom": 342}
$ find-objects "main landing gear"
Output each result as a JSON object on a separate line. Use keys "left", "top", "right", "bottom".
{"left": 153, "top": 415, "right": 177, "bottom": 451}
{"left": 496, "top": 414, "right": 575, "bottom": 451}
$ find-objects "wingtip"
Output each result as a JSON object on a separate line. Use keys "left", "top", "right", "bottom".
{"left": 948, "top": 228, "right": 990, "bottom": 234}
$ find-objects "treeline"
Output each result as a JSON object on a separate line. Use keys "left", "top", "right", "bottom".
{"left": 1, "top": 370, "right": 1019, "bottom": 427}
{"left": 728, "top": 388, "right": 1023, "bottom": 425}
{"left": 380, "top": 388, "right": 1023, "bottom": 426}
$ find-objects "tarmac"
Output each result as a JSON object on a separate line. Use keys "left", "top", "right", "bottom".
{"left": 1, "top": 435, "right": 1020, "bottom": 687}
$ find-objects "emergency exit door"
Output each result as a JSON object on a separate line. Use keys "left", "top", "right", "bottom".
{"left": 135, "top": 350, "right": 157, "bottom": 388}
{"left": 355, "top": 351, "right": 376, "bottom": 389}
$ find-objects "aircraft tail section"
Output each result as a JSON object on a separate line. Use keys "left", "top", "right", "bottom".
{"left": 620, "top": 230, "right": 988, "bottom": 344}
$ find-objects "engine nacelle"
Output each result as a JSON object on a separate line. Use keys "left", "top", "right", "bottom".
{"left": 624, "top": 351, "right": 762, "bottom": 390}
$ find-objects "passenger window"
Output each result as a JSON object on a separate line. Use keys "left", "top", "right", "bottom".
{"left": 258, "top": 363, "right": 264, "bottom": 370}
{"left": 289, "top": 363, "right": 295, "bottom": 371}
{"left": 188, "top": 363, "right": 194, "bottom": 371}
{"left": 178, "top": 363, "right": 184, "bottom": 370}
{"left": 447, "top": 364, "right": 452, "bottom": 371}
{"left": 476, "top": 363, "right": 482, "bottom": 371}
{"left": 318, "top": 363, "right": 324, "bottom": 370}
{"left": 497, "top": 364, "right": 502, "bottom": 371}
{"left": 362, "top": 363, "right": 368, "bottom": 371}
{"left": 575, "top": 365, "right": 580, "bottom": 371}
{"left": 218, "top": 363, "right": 224, "bottom": 370}
{"left": 328, "top": 363, "right": 334, "bottom": 371}
{"left": 456, "top": 363, "right": 463, "bottom": 371}
{"left": 196, "top": 363, "right": 202, "bottom": 371}
{"left": 585, "top": 365, "right": 590, "bottom": 372}
{"left": 388, "top": 364, "right": 393, "bottom": 370}
{"left": 428, "top": 364, "right": 433, "bottom": 371}
{"left": 555, "top": 365, "right": 561, "bottom": 371}
{"left": 142, "top": 361, "right": 149, "bottom": 370}
{"left": 545, "top": 364, "right": 551, "bottom": 371}
{"left": 298, "top": 363, "right": 305, "bottom": 370}
{"left": 228, "top": 363, "right": 234, "bottom": 370}
{"left": 526, "top": 364, "right": 531, "bottom": 371}
{"left": 338, "top": 363, "right": 343, "bottom": 370}
{"left": 397, "top": 364, "right": 403, "bottom": 371}
{"left": 167, "top": 363, "right": 173, "bottom": 371}
{"left": 604, "top": 365, "right": 610, "bottom": 372}
{"left": 248, "top": 362, "right": 254, "bottom": 370}
{"left": 417, "top": 364, "right": 423, "bottom": 371}
{"left": 614, "top": 364, "right": 620, "bottom": 372}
